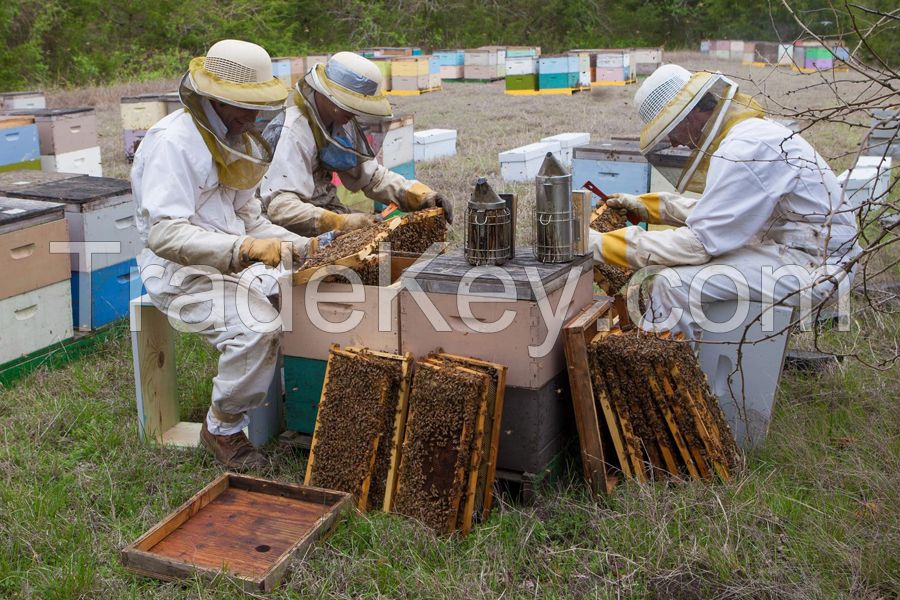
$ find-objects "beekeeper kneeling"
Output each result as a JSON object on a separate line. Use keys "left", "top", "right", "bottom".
{"left": 589, "top": 64, "right": 860, "bottom": 339}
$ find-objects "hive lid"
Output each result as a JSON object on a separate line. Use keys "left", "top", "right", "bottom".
{"left": 414, "top": 129, "right": 456, "bottom": 143}
{"left": 4, "top": 175, "right": 132, "bottom": 209}
{"left": 400, "top": 248, "right": 591, "bottom": 301}
{"left": 1, "top": 107, "right": 94, "bottom": 119}
{"left": 499, "top": 140, "right": 561, "bottom": 163}
{"left": 536, "top": 152, "right": 569, "bottom": 178}
{"left": 0, "top": 169, "right": 81, "bottom": 195}
{"left": 0, "top": 196, "right": 65, "bottom": 230}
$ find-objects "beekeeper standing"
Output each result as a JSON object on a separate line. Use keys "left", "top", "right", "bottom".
{"left": 133, "top": 40, "right": 322, "bottom": 469}
{"left": 589, "top": 64, "right": 860, "bottom": 338}
{"left": 258, "top": 52, "right": 453, "bottom": 235}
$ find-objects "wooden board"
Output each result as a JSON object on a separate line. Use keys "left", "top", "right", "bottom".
{"left": 121, "top": 473, "right": 352, "bottom": 592}
{"left": 562, "top": 298, "right": 619, "bottom": 495}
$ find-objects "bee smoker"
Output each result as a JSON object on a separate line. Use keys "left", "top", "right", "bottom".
{"left": 464, "top": 178, "right": 513, "bottom": 266}
{"left": 533, "top": 152, "right": 574, "bottom": 263}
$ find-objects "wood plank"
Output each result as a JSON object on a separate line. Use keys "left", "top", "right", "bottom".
{"left": 460, "top": 374, "right": 489, "bottom": 534}
{"left": 303, "top": 346, "right": 337, "bottom": 486}
{"left": 482, "top": 364, "right": 506, "bottom": 516}
{"left": 135, "top": 302, "right": 177, "bottom": 443}
{"left": 229, "top": 474, "right": 350, "bottom": 506}
{"left": 562, "top": 299, "right": 617, "bottom": 495}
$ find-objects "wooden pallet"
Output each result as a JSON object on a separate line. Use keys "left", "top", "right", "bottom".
{"left": 387, "top": 86, "right": 443, "bottom": 96}
{"left": 590, "top": 78, "right": 637, "bottom": 86}
{"left": 504, "top": 87, "right": 583, "bottom": 96}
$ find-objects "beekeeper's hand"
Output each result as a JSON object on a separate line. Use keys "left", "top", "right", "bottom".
{"left": 317, "top": 210, "right": 377, "bottom": 233}
{"left": 606, "top": 193, "right": 649, "bottom": 225}
{"left": 405, "top": 182, "right": 453, "bottom": 224}
{"left": 423, "top": 191, "right": 453, "bottom": 224}
{"left": 239, "top": 237, "right": 284, "bottom": 268}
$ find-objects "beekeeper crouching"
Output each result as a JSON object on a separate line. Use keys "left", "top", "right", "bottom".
{"left": 589, "top": 64, "right": 860, "bottom": 339}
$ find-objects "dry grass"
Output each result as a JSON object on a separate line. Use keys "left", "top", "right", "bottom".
{"left": 1, "top": 52, "right": 897, "bottom": 599}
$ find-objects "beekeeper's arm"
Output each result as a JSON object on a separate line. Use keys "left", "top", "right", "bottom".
{"left": 590, "top": 137, "right": 783, "bottom": 269}
{"left": 606, "top": 192, "right": 701, "bottom": 226}
{"left": 341, "top": 158, "right": 454, "bottom": 223}
{"left": 262, "top": 119, "right": 377, "bottom": 234}
{"left": 235, "top": 194, "right": 315, "bottom": 261}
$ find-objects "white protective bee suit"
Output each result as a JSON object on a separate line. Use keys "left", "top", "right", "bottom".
{"left": 589, "top": 67, "right": 860, "bottom": 338}
{"left": 257, "top": 100, "right": 420, "bottom": 235}
{"left": 133, "top": 104, "right": 310, "bottom": 436}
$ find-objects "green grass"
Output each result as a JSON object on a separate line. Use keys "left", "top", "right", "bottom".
{"left": 0, "top": 306, "right": 897, "bottom": 598}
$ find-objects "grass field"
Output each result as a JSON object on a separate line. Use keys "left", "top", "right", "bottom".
{"left": 1, "top": 53, "right": 898, "bottom": 598}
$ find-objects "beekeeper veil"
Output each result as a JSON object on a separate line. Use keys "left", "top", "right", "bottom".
{"left": 636, "top": 64, "right": 765, "bottom": 194}
{"left": 179, "top": 39, "right": 288, "bottom": 189}
{"left": 293, "top": 52, "right": 393, "bottom": 171}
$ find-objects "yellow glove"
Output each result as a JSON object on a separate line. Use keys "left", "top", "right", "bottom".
{"left": 239, "top": 237, "right": 284, "bottom": 268}
{"left": 606, "top": 193, "right": 660, "bottom": 225}
{"left": 316, "top": 210, "right": 377, "bottom": 234}
{"left": 405, "top": 182, "right": 453, "bottom": 223}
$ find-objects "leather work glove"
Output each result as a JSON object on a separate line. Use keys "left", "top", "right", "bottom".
{"left": 239, "top": 237, "right": 284, "bottom": 268}
{"left": 405, "top": 182, "right": 453, "bottom": 224}
{"left": 316, "top": 210, "right": 377, "bottom": 234}
{"left": 423, "top": 191, "right": 454, "bottom": 224}
{"left": 606, "top": 193, "right": 649, "bottom": 225}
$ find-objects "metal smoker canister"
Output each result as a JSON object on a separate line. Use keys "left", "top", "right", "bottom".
{"left": 465, "top": 177, "right": 512, "bottom": 266}
{"left": 533, "top": 152, "right": 574, "bottom": 263}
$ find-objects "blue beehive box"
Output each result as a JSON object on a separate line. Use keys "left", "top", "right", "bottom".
{"left": 572, "top": 141, "right": 651, "bottom": 199}
{"left": 538, "top": 56, "right": 569, "bottom": 74}
{"left": 0, "top": 119, "right": 40, "bottom": 167}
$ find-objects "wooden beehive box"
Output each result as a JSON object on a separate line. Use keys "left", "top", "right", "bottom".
{"left": 121, "top": 473, "right": 352, "bottom": 592}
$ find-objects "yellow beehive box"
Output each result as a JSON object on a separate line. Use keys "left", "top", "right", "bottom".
{"left": 391, "top": 57, "right": 428, "bottom": 77}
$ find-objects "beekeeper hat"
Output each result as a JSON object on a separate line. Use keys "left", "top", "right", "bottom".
{"left": 304, "top": 52, "right": 392, "bottom": 118}
{"left": 187, "top": 39, "right": 288, "bottom": 110}
{"left": 634, "top": 64, "right": 720, "bottom": 154}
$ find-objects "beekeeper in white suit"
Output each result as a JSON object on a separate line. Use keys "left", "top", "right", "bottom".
{"left": 258, "top": 51, "right": 453, "bottom": 235}
{"left": 589, "top": 64, "right": 860, "bottom": 338}
{"left": 133, "top": 40, "right": 323, "bottom": 469}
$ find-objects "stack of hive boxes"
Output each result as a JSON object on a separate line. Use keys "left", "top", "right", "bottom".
{"left": 567, "top": 51, "right": 592, "bottom": 87}
{"left": 391, "top": 56, "right": 431, "bottom": 92}
{"left": 594, "top": 49, "right": 635, "bottom": 84}
{"left": 0, "top": 173, "right": 143, "bottom": 331}
{"left": 0, "top": 194, "right": 73, "bottom": 367}
{"left": 632, "top": 47, "right": 663, "bottom": 75}
{"left": 0, "top": 92, "right": 46, "bottom": 111}
{"left": 750, "top": 42, "right": 780, "bottom": 64}
{"left": 427, "top": 56, "right": 443, "bottom": 89}
{"left": 120, "top": 93, "right": 181, "bottom": 161}
{"left": 464, "top": 47, "right": 504, "bottom": 81}
{"left": 399, "top": 250, "right": 594, "bottom": 478}
{"left": 371, "top": 59, "right": 393, "bottom": 92}
{"left": 538, "top": 56, "right": 579, "bottom": 90}
{"left": 432, "top": 51, "right": 465, "bottom": 80}
{"left": 866, "top": 108, "right": 899, "bottom": 160}
{"left": 793, "top": 40, "right": 848, "bottom": 70}
{"left": 505, "top": 56, "right": 538, "bottom": 91}
{"left": 0, "top": 115, "right": 40, "bottom": 172}
{"left": 3, "top": 108, "right": 102, "bottom": 176}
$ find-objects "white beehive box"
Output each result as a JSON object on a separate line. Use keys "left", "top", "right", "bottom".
{"left": 837, "top": 166, "right": 883, "bottom": 209}
{"left": 506, "top": 57, "right": 536, "bottom": 76}
{"left": 40, "top": 145, "right": 102, "bottom": 177}
{"left": 0, "top": 279, "right": 73, "bottom": 365}
{"left": 499, "top": 140, "right": 562, "bottom": 182}
{"left": 414, "top": 129, "right": 457, "bottom": 162}
{"left": 120, "top": 96, "right": 169, "bottom": 130}
{"left": 540, "top": 132, "right": 590, "bottom": 166}
{"left": 856, "top": 155, "right": 892, "bottom": 192}
{"left": 0, "top": 92, "right": 46, "bottom": 111}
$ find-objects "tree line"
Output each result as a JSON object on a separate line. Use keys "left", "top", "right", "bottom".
{"left": 1, "top": 0, "right": 895, "bottom": 89}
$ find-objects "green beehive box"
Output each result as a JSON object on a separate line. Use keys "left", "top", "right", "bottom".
{"left": 806, "top": 47, "right": 832, "bottom": 59}
{"left": 538, "top": 72, "right": 572, "bottom": 90}
{"left": 506, "top": 74, "right": 537, "bottom": 91}
{"left": 284, "top": 356, "right": 328, "bottom": 434}
{"left": 0, "top": 159, "right": 40, "bottom": 173}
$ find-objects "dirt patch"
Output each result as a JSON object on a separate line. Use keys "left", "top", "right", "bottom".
{"left": 393, "top": 362, "right": 485, "bottom": 532}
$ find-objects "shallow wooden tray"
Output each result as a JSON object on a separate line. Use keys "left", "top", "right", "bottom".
{"left": 121, "top": 473, "right": 353, "bottom": 592}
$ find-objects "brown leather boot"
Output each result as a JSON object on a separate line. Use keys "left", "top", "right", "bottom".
{"left": 200, "top": 420, "right": 267, "bottom": 470}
